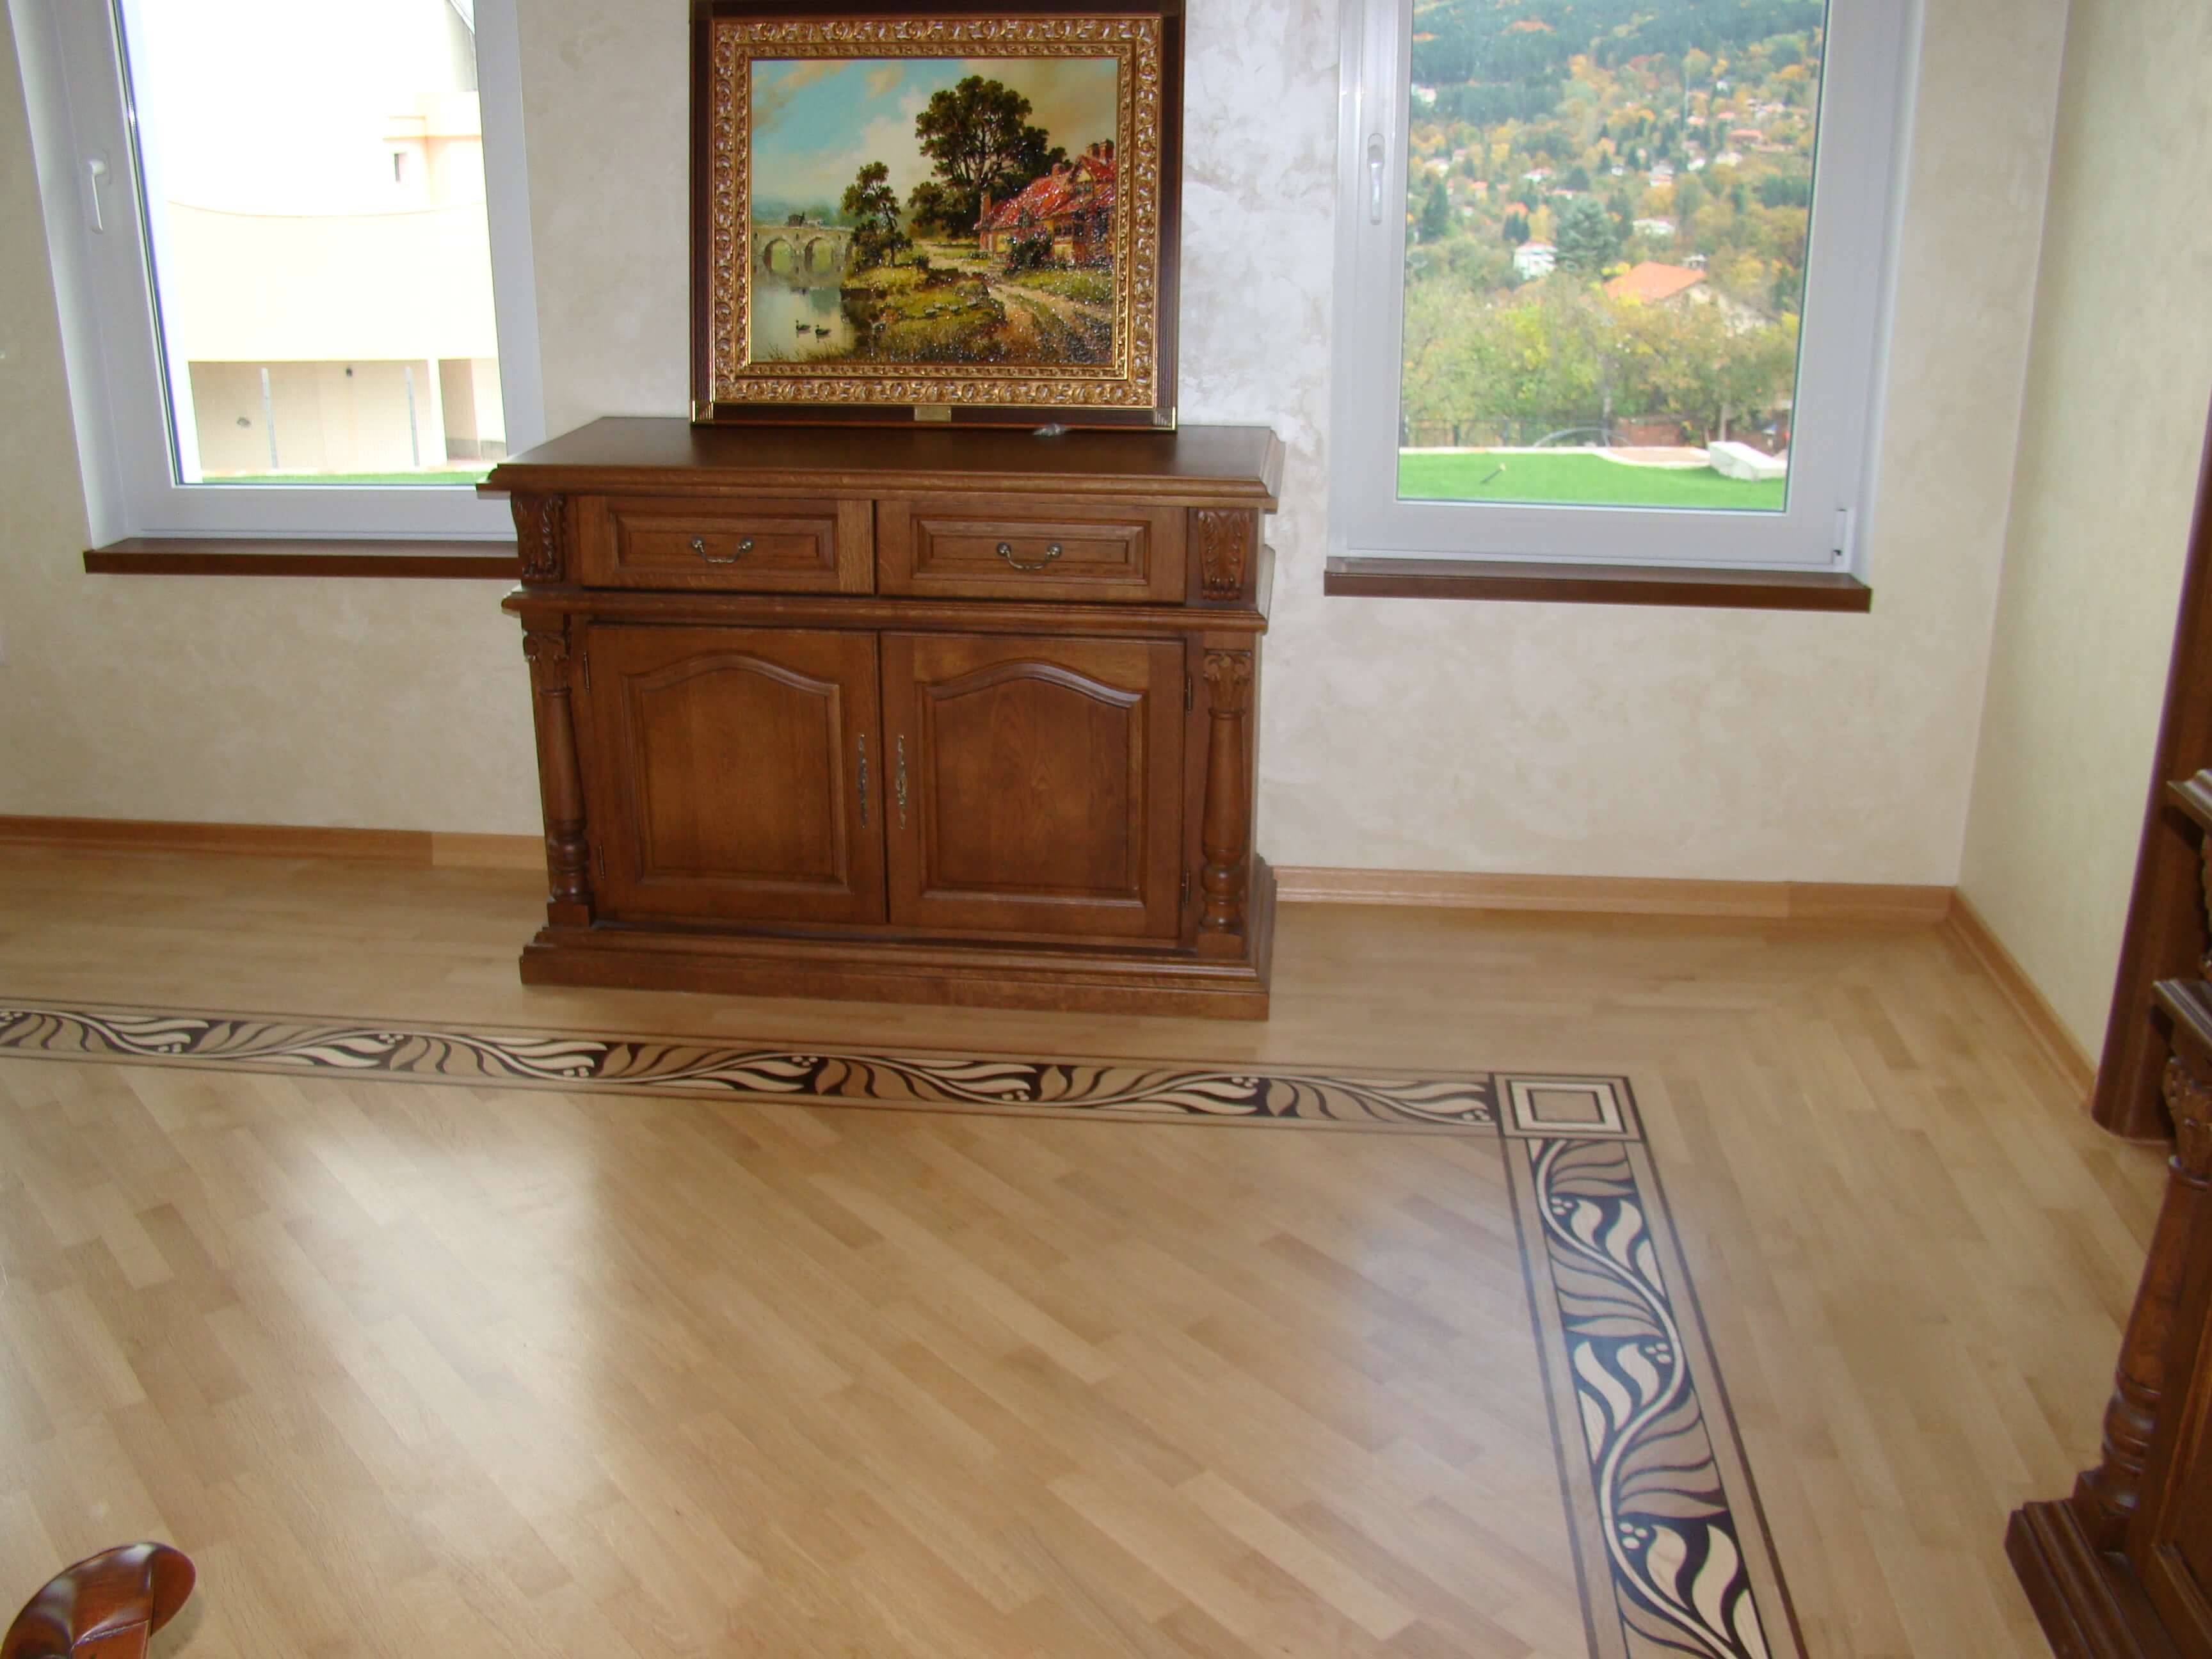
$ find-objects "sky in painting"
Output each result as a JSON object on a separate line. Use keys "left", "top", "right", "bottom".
{"left": 751, "top": 56, "right": 1119, "bottom": 221}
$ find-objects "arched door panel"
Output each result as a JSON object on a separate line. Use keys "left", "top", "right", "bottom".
{"left": 585, "top": 625, "right": 883, "bottom": 925}
{"left": 882, "top": 632, "right": 1185, "bottom": 941}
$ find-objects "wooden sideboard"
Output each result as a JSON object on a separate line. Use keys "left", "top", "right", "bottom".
{"left": 2010, "top": 772, "right": 2212, "bottom": 1659}
{"left": 484, "top": 417, "right": 1281, "bottom": 1018}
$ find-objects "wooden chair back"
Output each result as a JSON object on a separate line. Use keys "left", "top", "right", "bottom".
{"left": 2, "top": 1545, "right": 195, "bottom": 1659}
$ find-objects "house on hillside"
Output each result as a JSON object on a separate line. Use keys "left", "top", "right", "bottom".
{"left": 1513, "top": 241, "right": 1557, "bottom": 280}
{"left": 1603, "top": 260, "right": 1765, "bottom": 332}
{"left": 975, "top": 141, "right": 1118, "bottom": 264}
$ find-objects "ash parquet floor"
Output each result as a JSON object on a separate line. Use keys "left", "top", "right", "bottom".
{"left": 0, "top": 849, "right": 2172, "bottom": 1658}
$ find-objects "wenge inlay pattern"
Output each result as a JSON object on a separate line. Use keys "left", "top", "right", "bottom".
{"left": 0, "top": 998, "right": 1801, "bottom": 1659}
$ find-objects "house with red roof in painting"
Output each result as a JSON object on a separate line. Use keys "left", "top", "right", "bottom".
{"left": 977, "top": 141, "right": 1118, "bottom": 264}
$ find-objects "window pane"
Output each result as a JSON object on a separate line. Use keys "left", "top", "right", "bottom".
{"left": 120, "top": 0, "right": 506, "bottom": 486}
{"left": 1398, "top": 1, "right": 1825, "bottom": 512}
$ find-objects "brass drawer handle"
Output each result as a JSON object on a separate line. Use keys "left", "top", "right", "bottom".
{"left": 693, "top": 535, "right": 753, "bottom": 565}
{"left": 995, "top": 540, "right": 1062, "bottom": 572}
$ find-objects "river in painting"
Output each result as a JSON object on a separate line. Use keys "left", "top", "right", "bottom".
{"left": 751, "top": 277, "right": 856, "bottom": 362}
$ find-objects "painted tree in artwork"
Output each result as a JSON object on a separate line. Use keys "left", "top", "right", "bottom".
{"left": 904, "top": 179, "right": 963, "bottom": 236}
{"left": 840, "top": 161, "right": 910, "bottom": 268}
{"left": 913, "top": 76, "right": 1068, "bottom": 230}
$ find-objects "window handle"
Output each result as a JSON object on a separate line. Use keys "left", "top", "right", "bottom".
{"left": 1366, "top": 134, "right": 1385, "bottom": 224}
{"left": 84, "top": 154, "right": 111, "bottom": 234}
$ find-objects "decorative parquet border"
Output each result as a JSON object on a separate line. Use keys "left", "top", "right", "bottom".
{"left": 1513, "top": 1137, "right": 1800, "bottom": 1659}
{"left": 0, "top": 1003, "right": 1500, "bottom": 1128}
{"left": 0, "top": 998, "right": 1801, "bottom": 1659}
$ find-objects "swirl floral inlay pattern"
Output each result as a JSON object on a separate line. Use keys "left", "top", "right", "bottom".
{"left": 0, "top": 1005, "right": 1492, "bottom": 1127}
{"left": 1530, "top": 1137, "right": 1782, "bottom": 1659}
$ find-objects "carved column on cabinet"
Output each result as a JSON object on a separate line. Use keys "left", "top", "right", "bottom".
{"left": 513, "top": 492, "right": 568, "bottom": 585}
{"left": 2072, "top": 1021, "right": 2212, "bottom": 1549}
{"left": 521, "top": 623, "right": 593, "bottom": 927}
{"left": 1199, "top": 650, "right": 1254, "bottom": 938}
{"left": 1194, "top": 508, "right": 1256, "bottom": 602}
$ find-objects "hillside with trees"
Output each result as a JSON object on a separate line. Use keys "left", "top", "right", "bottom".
{"left": 1400, "top": 0, "right": 1825, "bottom": 454}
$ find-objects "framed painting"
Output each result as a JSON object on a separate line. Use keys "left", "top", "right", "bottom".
{"left": 690, "top": 0, "right": 1182, "bottom": 429}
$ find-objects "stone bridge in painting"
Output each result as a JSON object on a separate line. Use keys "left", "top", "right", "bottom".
{"left": 751, "top": 224, "right": 853, "bottom": 279}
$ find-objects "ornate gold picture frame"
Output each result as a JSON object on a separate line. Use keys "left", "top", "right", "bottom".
{"left": 691, "top": 0, "right": 1182, "bottom": 429}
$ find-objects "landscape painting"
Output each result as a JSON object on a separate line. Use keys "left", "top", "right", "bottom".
{"left": 747, "top": 54, "right": 1123, "bottom": 370}
{"left": 694, "top": 8, "right": 1178, "bottom": 427}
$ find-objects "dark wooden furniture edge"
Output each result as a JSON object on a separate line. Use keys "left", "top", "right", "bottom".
{"left": 501, "top": 588, "right": 1265, "bottom": 635}
{"left": 2172, "top": 771, "right": 2212, "bottom": 834}
{"left": 2011, "top": 966, "right": 2212, "bottom": 1658}
{"left": 2094, "top": 399, "right": 2212, "bottom": 1139}
{"left": 481, "top": 421, "right": 1281, "bottom": 511}
{"left": 85, "top": 538, "right": 520, "bottom": 579}
{"left": 1323, "top": 556, "right": 1872, "bottom": 612}
{"left": 2007, "top": 1502, "right": 2182, "bottom": 1659}
{"left": 4, "top": 1542, "right": 196, "bottom": 1659}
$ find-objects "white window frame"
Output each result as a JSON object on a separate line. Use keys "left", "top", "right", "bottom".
{"left": 1330, "top": 0, "right": 1916, "bottom": 573}
{"left": 12, "top": 0, "right": 545, "bottom": 545}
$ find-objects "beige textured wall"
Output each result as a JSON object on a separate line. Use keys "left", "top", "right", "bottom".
{"left": 2, "top": 1, "right": 2068, "bottom": 884}
{"left": 1957, "top": 0, "right": 2212, "bottom": 1051}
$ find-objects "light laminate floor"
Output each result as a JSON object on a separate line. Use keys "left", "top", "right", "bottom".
{"left": 0, "top": 849, "right": 2169, "bottom": 1657}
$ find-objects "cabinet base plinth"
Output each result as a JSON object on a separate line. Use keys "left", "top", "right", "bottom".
{"left": 521, "top": 863, "right": 1276, "bottom": 1020}
{"left": 2006, "top": 1501, "right": 2181, "bottom": 1659}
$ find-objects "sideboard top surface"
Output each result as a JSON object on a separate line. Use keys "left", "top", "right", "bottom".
{"left": 484, "top": 418, "right": 1283, "bottom": 508}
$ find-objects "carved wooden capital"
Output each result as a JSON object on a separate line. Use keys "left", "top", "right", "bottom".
{"left": 1203, "top": 650, "right": 1253, "bottom": 710}
{"left": 2164, "top": 1054, "right": 2212, "bottom": 1184}
{"left": 1195, "top": 510, "right": 1254, "bottom": 601}
{"left": 522, "top": 628, "right": 571, "bottom": 687}
{"left": 514, "top": 493, "right": 568, "bottom": 584}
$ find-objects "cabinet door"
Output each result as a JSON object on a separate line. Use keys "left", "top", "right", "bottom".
{"left": 882, "top": 632, "right": 1185, "bottom": 940}
{"left": 585, "top": 625, "right": 884, "bottom": 926}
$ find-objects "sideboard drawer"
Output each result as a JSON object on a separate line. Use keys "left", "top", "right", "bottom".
{"left": 577, "top": 496, "right": 872, "bottom": 592}
{"left": 879, "top": 498, "right": 1185, "bottom": 602}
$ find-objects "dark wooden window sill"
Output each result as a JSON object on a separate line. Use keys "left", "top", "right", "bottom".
{"left": 1324, "top": 556, "right": 1872, "bottom": 613}
{"left": 84, "top": 538, "right": 520, "bottom": 580}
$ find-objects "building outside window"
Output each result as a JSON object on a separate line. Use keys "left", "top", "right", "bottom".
{"left": 18, "top": 0, "right": 541, "bottom": 541}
